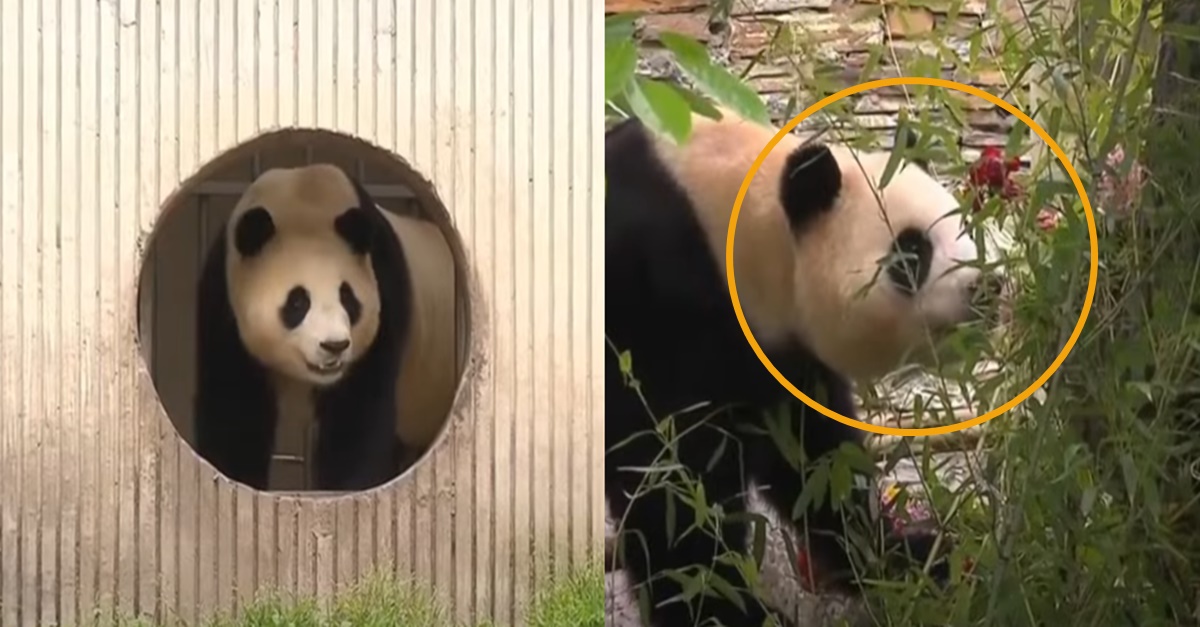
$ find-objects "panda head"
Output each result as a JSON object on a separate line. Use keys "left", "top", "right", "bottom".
{"left": 224, "top": 164, "right": 382, "bottom": 387}
{"left": 658, "top": 111, "right": 990, "bottom": 380}
{"left": 783, "top": 133, "right": 987, "bottom": 380}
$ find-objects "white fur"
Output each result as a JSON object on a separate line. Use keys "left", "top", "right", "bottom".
{"left": 225, "top": 164, "right": 382, "bottom": 389}
{"left": 797, "top": 149, "right": 981, "bottom": 379}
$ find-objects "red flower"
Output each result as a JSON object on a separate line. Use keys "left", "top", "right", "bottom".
{"left": 969, "top": 146, "right": 1020, "bottom": 191}
{"left": 966, "top": 145, "right": 1024, "bottom": 213}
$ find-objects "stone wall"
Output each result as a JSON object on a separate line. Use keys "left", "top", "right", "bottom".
{"left": 607, "top": 0, "right": 1029, "bottom": 165}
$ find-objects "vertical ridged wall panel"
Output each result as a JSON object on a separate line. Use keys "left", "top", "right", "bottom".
{"left": 0, "top": 1, "right": 603, "bottom": 625}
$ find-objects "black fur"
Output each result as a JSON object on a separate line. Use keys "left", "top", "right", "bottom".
{"left": 605, "top": 117, "right": 944, "bottom": 627}
{"left": 889, "top": 227, "right": 934, "bottom": 296}
{"left": 334, "top": 206, "right": 375, "bottom": 256}
{"left": 780, "top": 143, "right": 842, "bottom": 234}
{"left": 234, "top": 206, "right": 276, "bottom": 257}
{"left": 193, "top": 171, "right": 414, "bottom": 492}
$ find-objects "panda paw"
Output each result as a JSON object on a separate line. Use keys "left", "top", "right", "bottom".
{"left": 878, "top": 483, "right": 956, "bottom": 588}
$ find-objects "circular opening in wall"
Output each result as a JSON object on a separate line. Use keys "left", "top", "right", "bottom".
{"left": 136, "top": 128, "right": 471, "bottom": 495}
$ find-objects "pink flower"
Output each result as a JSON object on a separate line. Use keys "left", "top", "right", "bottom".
{"left": 1096, "top": 143, "right": 1146, "bottom": 218}
{"left": 1037, "top": 208, "right": 1062, "bottom": 232}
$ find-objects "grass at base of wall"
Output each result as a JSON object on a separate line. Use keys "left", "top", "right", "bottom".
{"left": 522, "top": 560, "right": 604, "bottom": 627}
{"left": 79, "top": 559, "right": 604, "bottom": 627}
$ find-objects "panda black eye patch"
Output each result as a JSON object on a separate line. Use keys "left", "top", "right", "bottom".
{"left": 340, "top": 281, "right": 362, "bottom": 325}
{"left": 280, "top": 286, "right": 311, "bottom": 329}
{"left": 887, "top": 227, "right": 933, "bottom": 296}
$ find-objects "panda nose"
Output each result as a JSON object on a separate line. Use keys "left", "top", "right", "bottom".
{"left": 321, "top": 339, "right": 350, "bottom": 355}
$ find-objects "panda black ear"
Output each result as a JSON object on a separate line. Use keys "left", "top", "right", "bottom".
{"left": 780, "top": 143, "right": 842, "bottom": 233}
{"left": 335, "top": 207, "right": 375, "bottom": 256}
{"left": 233, "top": 207, "right": 276, "bottom": 258}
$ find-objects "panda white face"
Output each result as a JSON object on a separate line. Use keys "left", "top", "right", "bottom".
{"left": 788, "top": 148, "right": 987, "bottom": 379}
{"left": 224, "top": 166, "right": 383, "bottom": 388}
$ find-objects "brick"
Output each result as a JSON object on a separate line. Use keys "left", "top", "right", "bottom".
{"left": 764, "top": 93, "right": 796, "bottom": 120}
{"left": 997, "top": 0, "right": 1030, "bottom": 22}
{"left": 729, "top": 18, "right": 776, "bottom": 56}
{"left": 729, "top": 0, "right": 834, "bottom": 13}
{"left": 935, "top": 0, "right": 989, "bottom": 14}
{"left": 605, "top": 0, "right": 708, "bottom": 13}
{"left": 958, "top": 0, "right": 989, "bottom": 15}
{"left": 943, "top": 15, "right": 985, "bottom": 37}
{"left": 849, "top": 61, "right": 957, "bottom": 83}
{"left": 972, "top": 69, "right": 1008, "bottom": 85}
{"left": 886, "top": 7, "right": 937, "bottom": 37}
{"left": 839, "top": 3, "right": 887, "bottom": 21}
{"left": 946, "top": 89, "right": 996, "bottom": 110}
{"left": 962, "top": 130, "right": 1010, "bottom": 147}
{"left": 727, "top": 59, "right": 792, "bottom": 79}
{"left": 748, "top": 74, "right": 795, "bottom": 93}
{"left": 883, "top": 40, "right": 956, "bottom": 64}
{"left": 852, "top": 113, "right": 902, "bottom": 129}
{"left": 966, "top": 109, "right": 1012, "bottom": 131}
{"left": 949, "top": 67, "right": 1010, "bottom": 86}
{"left": 854, "top": 94, "right": 909, "bottom": 113}
{"left": 858, "top": 0, "right": 987, "bottom": 14}
{"left": 759, "top": 13, "right": 884, "bottom": 56}
{"left": 640, "top": 12, "right": 715, "bottom": 42}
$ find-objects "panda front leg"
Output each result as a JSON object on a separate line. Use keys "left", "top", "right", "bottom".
{"left": 610, "top": 413, "right": 797, "bottom": 627}
{"left": 193, "top": 387, "right": 278, "bottom": 491}
{"left": 756, "top": 404, "right": 950, "bottom": 593}
{"left": 783, "top": 476, "right": 951, "bottom": 593}
{"left": 311, "top": 390, "right": 399, "bottom": 491}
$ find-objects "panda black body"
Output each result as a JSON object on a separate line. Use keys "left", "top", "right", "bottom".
{"left": 606, "top": 112, "right": 983, "bottom": 626}
{"left": 194, "top": 164, "right": 412, "bottom": 492}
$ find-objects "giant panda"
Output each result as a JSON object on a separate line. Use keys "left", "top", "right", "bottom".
{"left": 193, "top": 163, "right": 412, "bottom": 492}
{"left": 605, "top": 110, "right": 991, "bottom": 627}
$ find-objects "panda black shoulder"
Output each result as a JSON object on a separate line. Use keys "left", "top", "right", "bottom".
{"left": 347, "top": 178, "right": 414, "bottom": 356}
{"left": 605, "top": 118, "right": 729, "bottom": 325}
{"left": 605, "top": 116, "right": 831, "bottom": 417}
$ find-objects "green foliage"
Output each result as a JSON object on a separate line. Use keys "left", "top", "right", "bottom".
{"left": 605, "top": 0, "right": 1200, "bottom": 624}
{"left": 604, "top": 12, "right": 769, "bottom": 142}
{"left": 524, "top": 562, "right": 606, "bottom": 627}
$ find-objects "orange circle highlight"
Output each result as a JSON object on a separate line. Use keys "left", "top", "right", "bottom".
{"left": 726, "top": 76, "right": 1098, "bottom": 437}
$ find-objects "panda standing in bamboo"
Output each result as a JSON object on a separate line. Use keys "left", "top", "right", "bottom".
{"left": 605, "top": 110, "right": 997, "bottom": 626}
